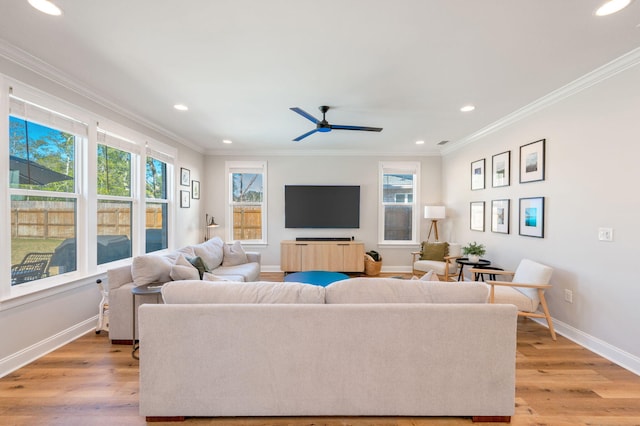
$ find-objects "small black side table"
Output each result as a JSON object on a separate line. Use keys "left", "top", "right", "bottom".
{"left": 131, "top": 283, "right": 164, "bottom": 360}
{"left": 455, "top": 258, "right": 491, "bottom": 281}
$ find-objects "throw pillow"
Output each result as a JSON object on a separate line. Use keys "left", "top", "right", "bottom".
{"left": 420, "top": 241, "right": 449, "bottom": 261}
{"left": 186, "top": 256, "right": 209, "bottom": 280}
{"left": 170, "top": 254, "right": 200, "bottom": 281}
{"left": 192, "top": 236, "right": 224, "bottom": 269}
{"left": 222, "top": 241, "right": 248, "bottom": 266}
{"left": 420, "top": 270, "right": 440, "bottom": 281}
{"left": 202, "top": 272, "right": 232, "bottom": 281}
{"left": 131, "top": 255, "right": 173, "bottom": 286}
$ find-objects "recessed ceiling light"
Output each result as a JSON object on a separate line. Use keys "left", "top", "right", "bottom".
{"left": 223, "top": 139, "right": 233, "bottom": 144}
{"left": 173, "top": 104, "right": 188, "bottom": 111}
{"left": 595, "top": 0, "right": 633, "bottom": 16}
{"left": 415, "top": 140, "right": 425, "bottom": 145}
{"left": 460, "top": 105, "right": 475, "bottom": 112}
{"left": 28, "top": 0, "right": 62, "bottom": 16}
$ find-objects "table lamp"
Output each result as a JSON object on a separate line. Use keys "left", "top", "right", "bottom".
{"left": 424, "top": 206, "right": 446, "bottom": 242}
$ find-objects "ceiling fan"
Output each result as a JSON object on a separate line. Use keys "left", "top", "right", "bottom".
{"left": 290, "top": 105, "right": 383, "bottom": 141}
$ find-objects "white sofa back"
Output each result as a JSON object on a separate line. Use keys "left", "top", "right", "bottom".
{"left": 139, "top": 302, "right": 517, "bottom": 418}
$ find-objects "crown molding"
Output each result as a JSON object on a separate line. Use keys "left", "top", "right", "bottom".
{"left": 441, "top": 46, "right": 640, "bottom": 155}
{"left": 0, "top": 38, "right": 204, "bottom": 153}
{"left": 204, "top": 148, "right": 442, "bottom": 157}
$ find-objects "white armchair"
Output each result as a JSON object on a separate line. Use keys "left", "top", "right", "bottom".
{"left": 471, "top": 259, "right": 556, "bottom": 340}
{"left": 412, "top": 242, "right": 462, "bottom": 281}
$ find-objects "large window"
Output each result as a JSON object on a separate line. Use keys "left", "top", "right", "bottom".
{"left": 97, "top": 132, "right": 134, "bottom": 264}
{"left": 145, "top": 156, "right": 168, "bottom": 253}
{"left": 4, "top": 85, "right": 176, "bottom": 297}
{"left": 379, "top": 161, "right": 420, "bottom": 244}
{"left": 226, "top": 161, "right": 267, "bottom": 244}
{"left": 8, "top": 101, "right": 84, "bottom": 285}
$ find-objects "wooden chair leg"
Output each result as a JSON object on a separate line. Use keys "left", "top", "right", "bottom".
{"left": 538, "top": 290, "right": 557, "bottom": 341}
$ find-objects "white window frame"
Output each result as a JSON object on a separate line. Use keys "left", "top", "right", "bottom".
{"left": 225, "top": 161, "right": 267, "bottom": 245}
{"left": 378, "top": 161, "right": 420, "bottom": 245}
{"left": 0, "top": 77, "right": 176, "bottom": 303}
{"left": 96, "top": 129, "right": 139, "bottom": 266}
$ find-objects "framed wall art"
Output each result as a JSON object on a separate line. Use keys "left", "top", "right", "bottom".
{"left": 471, "top": 159, "right": 485, "bottom": 190}
{"left": 520, "top": 139, "right": 545, "bottom": 183}
{"left": 492, "top": 151, "right": 510, "bottom": 187}
{"left": 180, "top": 190, "right": 190, "bottom": 208}
{"left": 519, "top": 197, "right": 544, "bottom": 238}
{"left": 470, "top": 201, "right": 485, "bottom": 232}
{"left": 180, "top": 167, "right": 190, "bottom": 186}
{"left": 192, "top": 180, "right": 200, "bottom": 199}
{"left": 491, "top": 199, "right": 510, "bottom": 234}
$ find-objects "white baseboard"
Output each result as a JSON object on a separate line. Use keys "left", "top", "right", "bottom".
{"left": 532, "top": 317, "right": 640, "bottom": 376}
{"left": 0, "top": 316, "right": 97, "bottom": 378}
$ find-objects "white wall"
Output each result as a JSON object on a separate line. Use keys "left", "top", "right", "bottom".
{"left": 204, "top": 154, "right": 442, "bottom": 270}
{"left": 0, "top": 57, "right": 204, "bottom": 376}
{"left": 442, "top": 62, "right": 640, "bottom": 372}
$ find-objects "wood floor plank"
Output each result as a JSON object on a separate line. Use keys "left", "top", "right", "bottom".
{"left": 1, "top": 272, "right": 640, "bottom": 425}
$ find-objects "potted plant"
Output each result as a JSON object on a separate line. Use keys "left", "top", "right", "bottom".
{"left": 462, "top": 241, "right": 486, "bottom": 263}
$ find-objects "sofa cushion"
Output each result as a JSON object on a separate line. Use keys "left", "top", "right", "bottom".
{"left": 325, "top": 277, "right": 488, "bottom": 304}
{"left": 213, "top": 262, "right": 261, "bottom": 282}
{"left": 192, "top": 236, "right": 224, "bottom": 270}
{"left": 161, "top": 281, "right": 325, "bottom": 304}
{"left": 420, "top": 241, "right": 449, "bottom": 261}
{"left": 222, "top": 241, "right": 248, "bottom": 266}
{"left": 131, "top": 254, "right": 173, "bottom": 286}
{"left": 202, "top": 272, "right": 234, "bottom": 281}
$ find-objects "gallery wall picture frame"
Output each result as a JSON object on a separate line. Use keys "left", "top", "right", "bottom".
{"left": 471, "top": 159, "right": 485, "bottom": 190}
{"left": 492, "top": 151, "right": 510, "bottom": 187}
{"left": 520, "top": 139, "right": 545, "bottom": 183}
{"left": 519, "top": 196, "right": 544, "bottom": 238}
{"left": 491, "top": 199, "right": 510, "bottom": 234}
{"left": 180, "top": 190, "right": 190, "bottom": 208}
{"left": 180, "top": 167, "right": 190, "bottom": 186}
{"left": 470, "top": 201, "right": 485, "bottom": 232}
{"left": 191, "top": 180, "right": 200, "bottom": 199}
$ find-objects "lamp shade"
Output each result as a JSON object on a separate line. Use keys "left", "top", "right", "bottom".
{"left": 424, "top": 206, "right": 446, "bottom": 220}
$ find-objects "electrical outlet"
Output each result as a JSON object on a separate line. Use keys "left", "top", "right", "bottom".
{"left": 564, "top": 289, "right": 573, "bottom": 303}
{"left": 598, "top": 227, "right": 613, "bottom": 241}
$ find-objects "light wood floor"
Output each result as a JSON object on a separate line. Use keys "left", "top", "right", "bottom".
{"left": 2, "top": 273, "right": 640, "bottom": 425}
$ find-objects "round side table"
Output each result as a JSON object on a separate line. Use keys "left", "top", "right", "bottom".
{"left": 455, "top": 258, "right": 491, "bottom": 281}
{"left": 131, "top": 283, "right": 164, "bottom": 360}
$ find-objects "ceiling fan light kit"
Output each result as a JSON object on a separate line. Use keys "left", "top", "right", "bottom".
{"left": 290, "top": 105, "right": 383, "bottom": 141}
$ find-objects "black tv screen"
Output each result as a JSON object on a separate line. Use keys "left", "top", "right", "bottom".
{"left": 285, "top": 185, "right": 360, "bottom": 228}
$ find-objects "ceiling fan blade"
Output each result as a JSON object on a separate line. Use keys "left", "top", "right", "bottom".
{"left": 330, "top": 124, "right": 383, "bottom": 132}
{"left": 293, "top": 128, "right": 319, "bottom": 141}
{"left": 290, "top": 107, "right": 320, "bottom": 124}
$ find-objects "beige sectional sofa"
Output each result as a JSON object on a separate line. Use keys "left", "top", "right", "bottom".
{"left": 106, "top": 237, "right": 261, "bottom": 342}
{"left": 138, "top": 278, "right": 518, "bottom": 421}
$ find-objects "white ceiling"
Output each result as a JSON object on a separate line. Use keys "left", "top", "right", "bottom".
{"left": 1, "top": 0, "right": 639, "bottom": 155}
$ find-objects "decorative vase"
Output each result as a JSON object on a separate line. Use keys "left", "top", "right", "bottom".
{"left": 468, "top": 254, "right": 480, "bottom": 263}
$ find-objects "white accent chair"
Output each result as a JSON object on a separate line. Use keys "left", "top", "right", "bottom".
{"left": 412, "top": 242, "right": 462, "bottom": 281}
{"left": 471, "top": 259, "right": 556, "bottom": 340}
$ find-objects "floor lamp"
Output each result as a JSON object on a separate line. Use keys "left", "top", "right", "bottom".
{"left": 204, "top": 213, "right": 220, "bottom": 241}
{"left": 424, "top": 206, "right": 446, "bottom": 242}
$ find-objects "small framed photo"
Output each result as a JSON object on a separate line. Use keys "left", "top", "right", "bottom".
{"left": 492, "top": 151, "right": 510, "bottom": 187}
{"left": 520, "top": 139, "right": 545, "bottom": 183}
{"left": 470, "top": 201, "right": 485, "bottom": 232}
{"left": 519, "top": 197, "right": 544, "bottom": 238}
{"left": 180, "top": 190, "right": 190, "bottom": 208}
{"left": 471, "top": 159, "right": 485, "bottom": 190}
{"left": 491, "top": 199, "right": 510, "bottom": 234}
{"left": 180, "top": 167, "right": 190, "bottom": 186}
{"left": 191, "top": 180, "right": 200, "bottom": 199}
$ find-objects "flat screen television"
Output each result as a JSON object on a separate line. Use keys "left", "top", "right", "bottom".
{"left": 285, "top": 185, "right": 360, "bottom": 228}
